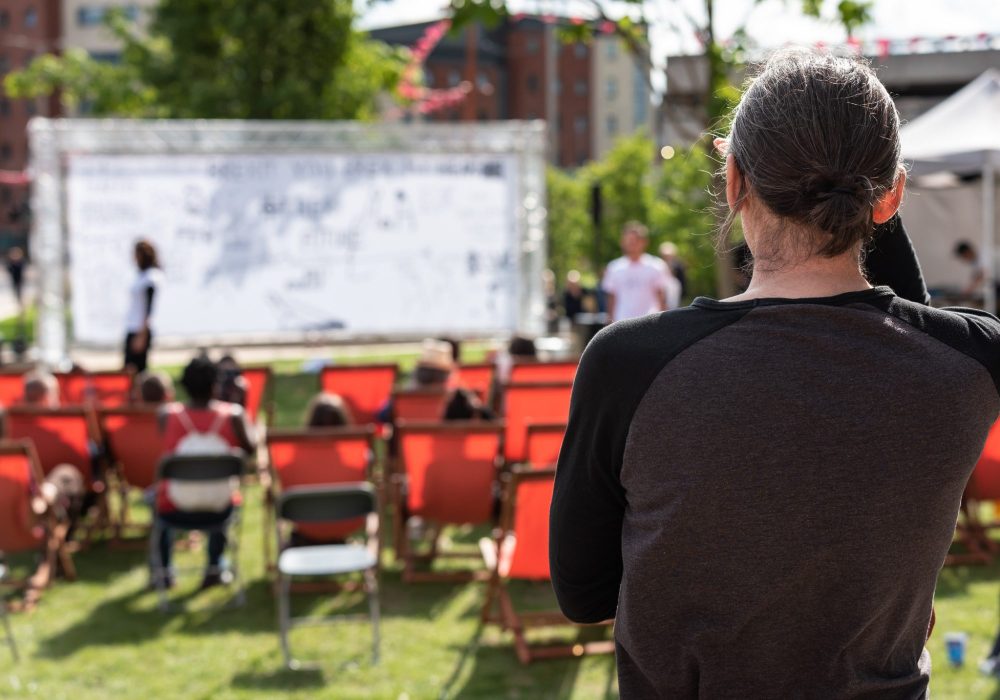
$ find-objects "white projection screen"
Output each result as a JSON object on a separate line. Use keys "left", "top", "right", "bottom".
{"left": 30, "top": 120, "right": 548, "bottom": 364}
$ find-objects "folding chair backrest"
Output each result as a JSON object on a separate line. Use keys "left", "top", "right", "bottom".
{"left": 393, "top": 389, "right": 448, "bottom": 422}
{"left": 0, "top": 372, "right": 25, "bottom": 408}
{"left": 100, "top": 407, "right": 165, "bottom": 490}
{"left": 456, "top": 363, "right": 495, "bottom": 402}
{"left": 56, "top": 371, "right": 133, "bottom": 407}
{"left": 503, "top": 383, "right": 572, "bottom": 464}
{"left": 278, "top": 484, "right": 375, "bottom": 524}
{"left": 509, "top": 361, "right": 578, "bottom": 384}
{"left": 6, "top": 408, "right": 97, "bottom": 485}
{"left": 398, "top": 422, "right": 503, "bottom": 525}
{"left": 240, "top": 367, "right": 271, "bottom": 423}
{"left": 268, "top": 428, "right": 373, "bottom": 540}
{"left": 525, "top": 423, "right": 566, "bottom": 469}
{"left": 968, "top": 418, "right": 1000, "bottom": 500}
{"left": 319, "top": 364, "right": 399, "bottom": 425}
{"left": 0, "top": 441, "right": 43, "bottom": 554}
{"left": 503, "top": 468, "right": 556, "bottom": 581}
{"left": 158, "top": 454, "right": 245, "bottom": 481}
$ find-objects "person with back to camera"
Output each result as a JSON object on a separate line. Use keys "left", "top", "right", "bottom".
{"left": 304, "top": 392, "right": 353, "bottom": 428}
{"left": 124, "top": 240, "right": 164, "bottom": 373}
{"left": 550, "top": 49, "right": 1000, "bottom": 698}
{"left": 153, "top": 355, "right": 256, "bottom": 589}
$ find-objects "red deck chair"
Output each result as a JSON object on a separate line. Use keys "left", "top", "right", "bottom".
{"left": 456, "top": 363, "right": 495, "bottom": 402}
{"left": 56, "top": 371, "right": 133, "bottom": 407}
{"left": 265, "top": 427, "right": 375, "bottom": 574}
{"left": 0, "top": 371, "right": 25, "bottom": 408}
{"left": 394, "top": 422, "right": 503, "bottom": 582}
{"left": 525, "top": 423, "right": 566, "bottom": 469}
{"left": 319, "top": 364, "right": 399, "bottom": 425}
{"left": 99, "top": 407, "right": 165, "bottom": 538}
{"left": 240, "top": 366, "right": 273, "bottom": 424}
{"left": 950, "top": 418, "right": 1000, "bottom": 565}
{"left": 480, "top": 466, "right": 614, "bottom": 663}
{"left": 393, "top": 389, "right": 448, "bottom": 422}
{"left": 0, "top": 440, "right": 76, "bottom": 608}
{"left": 509, "top": 361, "right": 578, "bottom": 384}
{"left": 502, "top": 383, "right": 573, "bottom": 465}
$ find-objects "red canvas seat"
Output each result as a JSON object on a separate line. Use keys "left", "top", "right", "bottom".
{"left": 56, "top": 371, "right": 133, "bottom": 407}
{"left": 5, "top": 407, "right": 101, "bottom": 487}
{"left": 240, "top": 366, "right": 272, "bottom": 424}
{"left": 502, "top": 382, "right": 573, "bottom": 465}
{"left": 394, "top": 422, "right": 503, "bottom": 582}
{"left": 509, "top": 361, "right": 578, "bottom": 384}
{"left": 266, "top": 427, "right": 374, "bottom": 547}
{"left": 0, "top": 372, "right": 26, "bottom": 408}
{"left": 950, "top": 418, "right": 1000, "bottom": 564}
{"left": 393, "top": 389, "right": 448, "bottom": 422}
{"left": 480, "top": 466, "right": 613, "bottom": 663}
{"left": 319, "top": 364, "right": 398, "bottom": 425}
{"left": 524, "top": 423, "right": 566, "bottom": 469}
{"left": 456, "top": 363, "right": 495, "bottom": 402}
{"left": 99, "top": 407, "right": 164, "bottom": 491}
{"left": 0, "top": 440, "right": 76, "bottom": 607}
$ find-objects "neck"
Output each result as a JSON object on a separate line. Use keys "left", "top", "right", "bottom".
{"left": 725, "top": 250, "right": 871, "bottom": 302}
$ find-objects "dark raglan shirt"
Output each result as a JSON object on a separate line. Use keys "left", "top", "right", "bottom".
{"left": 550, "top": 217, "right": 1000, "bottom": 698}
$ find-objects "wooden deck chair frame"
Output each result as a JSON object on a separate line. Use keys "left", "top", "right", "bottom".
{"left": 393, "top": 421, "right": 503, "bottom": 583}
{"left": 4, "top": 405, "right": 111, "bottom": 542}
{"left": 480, "top": 466, "right": 614, "bottom": 664}
{"left": 262, "top": 427, "right": 377, "bottom": 582}
{"left": 0, "top": 564, "right": 17, "bottom": 661}
{"left": 318, "top": 363, "right": 400, "bottom": 426}
{"left": 98, "top": 406, "right": 165, "bottom": 543}
{"left": 0, "top": 440, "right": 77, "bottom": 611}
{"left": 149, "top": 453, "right": 247, "bottom": 613}
{"left": 275, "top": 484, "right": 381, "bottom": 669}
{"left": 55, "top": 369, "right": 135, "bottom": 407}
{"left": 946, "top": 420, "right": 1000, "bottom": 565}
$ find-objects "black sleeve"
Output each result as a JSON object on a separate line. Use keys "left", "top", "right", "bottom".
{"left": 550, "top": 305, "right": 752, "bottom": 623}
{"left": 864, "top": 214, "right": 931, "bottom": 305}
{"left": 144, "top": 285, "right": 155, "bottom": 320}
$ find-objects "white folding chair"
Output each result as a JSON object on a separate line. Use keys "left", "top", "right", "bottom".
{"left": 149, "top": 454, "right": 247, "bottom": 612}
{"left": 0, "top": 564, "right": 18, "bottom": 662}
{"left": 275, "top": 484, "right": 380, "bottom": 669}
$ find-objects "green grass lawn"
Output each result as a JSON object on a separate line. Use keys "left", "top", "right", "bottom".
{"left": 1, "top": 365, "right": 1000, "bottom": 698}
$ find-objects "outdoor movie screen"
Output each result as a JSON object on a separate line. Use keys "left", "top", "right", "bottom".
{"left": 65, "top": 152, "right": 521, "bottom": 344}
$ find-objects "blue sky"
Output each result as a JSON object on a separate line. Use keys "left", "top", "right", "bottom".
{"left": 358, "top": 0, "right": 1000, "bottom": 56}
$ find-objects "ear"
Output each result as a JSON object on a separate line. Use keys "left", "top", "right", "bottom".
{"left": 725, "top": 153, "right": 743, "bottom": 210}
{"left": 873, "top": 169, "right": 906, "bottom": 224}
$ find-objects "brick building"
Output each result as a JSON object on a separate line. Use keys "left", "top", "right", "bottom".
{"left": 371, "top": 16, "right": 652, "bottom": 167}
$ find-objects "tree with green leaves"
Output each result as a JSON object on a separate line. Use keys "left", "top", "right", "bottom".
{"left": 5, "top": 0, "right": 405, "bottom": 120}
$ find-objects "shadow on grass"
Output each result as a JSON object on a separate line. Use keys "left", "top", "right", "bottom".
{"left": 936, "top": 561, "right": 1000, "bottom": 599}
{"left": 230, "top": 666, "right": 326, "bottom": 691}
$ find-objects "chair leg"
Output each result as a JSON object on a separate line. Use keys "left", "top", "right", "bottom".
{"left": 149, "top": 521, "right": 170, "bottom": 613}
{"left": 278, "top": 574, "right": 296, "bottom": 669}
{"left": 1, "top": 603, "right": 17, "bottom": 662}
{"left": 366, "top": 569, "right": 380, "bottom": 665}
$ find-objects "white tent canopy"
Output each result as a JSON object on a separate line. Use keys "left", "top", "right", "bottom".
{"left": 900, "top": 69, "right": 1000, "bottom": 312}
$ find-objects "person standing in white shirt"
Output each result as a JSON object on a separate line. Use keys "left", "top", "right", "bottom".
{"left": 124, "top": 240, "right": 164, "bottom": 373}
{"left": 602, "top": 222, "right": 669, "bottom": 322}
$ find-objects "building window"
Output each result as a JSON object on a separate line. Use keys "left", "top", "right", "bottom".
{"left": 633, "top": 65, "right": 649, "bottom": 126}
{"left": 525, "top": 36, "right": 540, "bottom": 55}
{"left": 476, "top": 71, "right": 491, "bottom": 92}
{"left": 0, "top": 56, "right": 9, "bottom": 75}
{"left": 24, "top": 7, "right": 37, "bottom": 28}
{"left": 526, "top": 74, "right": 539, "bottom": 93}
{"left": 607, "top": 115, "right": 618, "bottom": 135}
{"left": 574, "top": 116, "right": 588, "bottom": 134}
{"left": 574, "top": 80, "right": 587, "bottom": 96}
{"left": 606, "top": 79, "right": 618, "bottom": 100}
{"left": 606, "top": 39, "right": 618, "bottom": 59}
{"left": 0, "top": 187, "right": 10, "bottom": 204}
{"left": 574, "top": 42, "right": 587, "bottom": 59}
{"left": 0, "top": 10, "right": 9, "bottom": 28}
{"left": 0, "top": 100, "right": 9, "bottom": 118}
{"left": 78, "top": 6, "right": 140, "bottom": 26}
{"left": 0, "top": 143, "right": 11, "bottom": 162}
{"left": 447, "top": 69, "right": 461, "bottom": 87}
{"left": 25, "top": 100, "right": 36, "bottom": 116}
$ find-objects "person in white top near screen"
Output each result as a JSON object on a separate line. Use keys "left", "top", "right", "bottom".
{"left": 124, "top": 239, "right": 164, "bottom": 373}
{"left": 602, "top": 221, "right": 671, "bottom": 322}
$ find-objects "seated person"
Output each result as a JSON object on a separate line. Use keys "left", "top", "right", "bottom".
{"left": 134, "top": 371, "right": 175, "bottom": 405}
{"left": 152, "top": 355, "right": 256, "bottom": 589}
{"left": 304, "top": 393, "right": 353, "bottom": 428}
{"left": 375, "top": 339, "right": 455, "bottom": 424}
{"left": 491, "top": 335, "right": 538, "bottom": 412}
{"left": 22, "top": 370, "right": 60, "bottom": 407}
{"left": 443, "top": 387, "right": 496, "bottom": 421}
{"left": 216, "top": 354, "right": 248, "bottom": 407}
